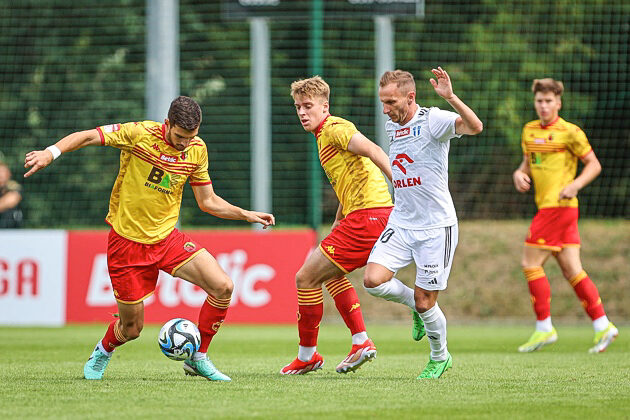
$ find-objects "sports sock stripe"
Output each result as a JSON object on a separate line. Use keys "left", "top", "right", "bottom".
{"left": 325, "top": 277, "right": 353, "bottom": 298}
{"left": 206, "top": 295, "right": 231, "bottom": 309}
{"left": 297, "top": 288, "right": 324, "bottom": 305}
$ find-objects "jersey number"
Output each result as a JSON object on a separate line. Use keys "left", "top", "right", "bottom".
{"left": 380, "top": 228, "right": 395, "bottom": 243}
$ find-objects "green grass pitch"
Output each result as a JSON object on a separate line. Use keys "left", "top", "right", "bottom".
{"left": 1, "top": 323, "right": 628, "bottom": 419}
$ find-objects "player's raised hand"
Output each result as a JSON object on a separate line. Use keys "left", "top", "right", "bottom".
{"left": 24, "top": 149, "right": 54, "bottom": 178}
{"left": 246, "top": 211, "right": 276, "bottom": 229}
{"left": 513, "top": 170, "right": 531, "bottom": 193}
{"left": 430, "top": 67, "right": 454, "bottom": 100}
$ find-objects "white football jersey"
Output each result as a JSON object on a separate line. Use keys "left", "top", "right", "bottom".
{"left": 386, "top": 105, "right": 461, "bottom": 230}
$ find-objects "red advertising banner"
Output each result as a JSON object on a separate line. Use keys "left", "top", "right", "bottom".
{"left": 66, "top": 229, "right": 316, "bottom": 324}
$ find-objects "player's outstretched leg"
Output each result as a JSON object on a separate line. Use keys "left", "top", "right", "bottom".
{"left": 589, "top": 322, "right": 619, "bottom": 354}
{"left": 184, "top": 357, "right": 231, "bottom": 381}
{"left": 335, "top": 338, "right": 377, "bottom": 374}
{"left": 412, "top": 311, "right": 426, "bottom": 341}
{"left": 417, "top": 353, "right": 452, "bottom": 379}
{"left": 84, "top": 343, "right": 113, "bottom": 380}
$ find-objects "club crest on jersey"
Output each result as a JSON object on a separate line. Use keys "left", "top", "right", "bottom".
{"left": 392, "top": 153, "right": 414, "bottom": 175}
{"left": 159, "top": 153, "right": 178, "bottom": 163}
{"left": 395, "top": 127, "right": 410, "bottom": 138}
{"left": 183, "top": 241, "right": 196, "bottom": 252}
{"left": 102, "top": 124, "right": 121, "bottom": 133}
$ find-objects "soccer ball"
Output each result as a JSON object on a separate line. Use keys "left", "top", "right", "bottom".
{"left": 158, "top": 318, "right": 201, "bottom": 361}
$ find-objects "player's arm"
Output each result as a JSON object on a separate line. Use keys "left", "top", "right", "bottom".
{"left": 191, "top": 183, "right": 275, "bottom": 228}
{"left": 513, "top": 154, "right": 532, "bottom": 193}
{"left": 0, "top": 189, "right": 21, "bottom": 212}
{"left": 24, "top": 129, "right": 101, "bottom": 178}
{"left": 347, "top": 133, "right": 393, "bottom": 182}
{"left": 558, "top": 151, "right": 601, "bottom": 200}
{"left": 430, "top": 67, "right": 483, "bottom": 136}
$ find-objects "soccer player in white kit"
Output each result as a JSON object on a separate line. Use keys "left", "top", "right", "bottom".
{"left": 364, "top": 68, "right": 483, "bottom": 379}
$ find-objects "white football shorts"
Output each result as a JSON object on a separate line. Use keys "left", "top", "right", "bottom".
{"left": 367, "top": 223, "right": 458, "bottom": 291}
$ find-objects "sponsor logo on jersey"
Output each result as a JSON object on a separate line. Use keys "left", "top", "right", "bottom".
{"left": 395, "top": 127, "right": 410, "bottom": 138}
{"left": 393, "top": 177, "right": 422, "bottom": 189}
{"left": 102, "top": 123, "right": 121, "bottom": 133}
{"left": 145, "top": 166, "right": 173, "bottom": 194}
{"left": 159, "top": 153, "right": 178, "bottom": 163}
{"left": 392, "top": 153, "right": 414, "bottom": 174}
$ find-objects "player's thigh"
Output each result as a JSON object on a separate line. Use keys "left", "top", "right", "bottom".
{"left": 412, "top": 225, "right": 458, "bottom": 291}
{"left": 296, "top": 247, "right": 346, "bottom": 289}
{"left": 366, "top": 225, "right": 413, "bottom": 286}
{"left": 116, "top": 301, "right": 144, "bottom": 339}
{"left": 522, "top": 245, "right": 552, "bottom": 267}
{"left": 554, "top": 246, "right": 583, "bottom": 279}
{"left": 173, "top": 249, "right": 233, "bottom": 298}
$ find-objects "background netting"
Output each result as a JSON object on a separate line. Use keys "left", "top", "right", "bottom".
{"left": 0, "top": 0, "right": 628, "bottom": 228}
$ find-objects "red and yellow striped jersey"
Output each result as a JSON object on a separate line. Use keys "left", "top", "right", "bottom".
{"left": 521, "top": 117, "right": 593, "bottom": 209}
{"left": 96, "top": 121, "right": 211, "bottom": 244}
{"left": 315, "top": 116, "right": 392, "bottom": 216}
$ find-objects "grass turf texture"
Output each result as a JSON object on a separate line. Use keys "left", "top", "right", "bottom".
{"left": 2, "top": 324, "right": 628, "bottom": 419}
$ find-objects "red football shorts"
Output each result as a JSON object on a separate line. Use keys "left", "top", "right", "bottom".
{"left": 107, "top": 228, "right": 205, "bottom": 304}
{"left": 525, "top": 207, "right": 580, "bottom": 251}
{"left": 320, "top": 206, "right": 393, "bottom": 273}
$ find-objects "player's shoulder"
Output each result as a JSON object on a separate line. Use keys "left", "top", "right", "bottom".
{"left": 523, "top": 119, "right": 541, "bottom": 129}
{"left": 557, "top": 118, "right": 584, "bottom": 134}
{"left": 325, "top": 115, "right": 354, "bottom": 128}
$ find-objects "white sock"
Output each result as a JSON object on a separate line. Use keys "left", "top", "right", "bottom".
{"left": 536, "top": 317, "right": 553, "bottom": 333}
{"left": 352, "top": 331, "right": 369, "bottom": 345}
{"left": 593, "top": 315, "right": 610, "bottom": 332}
{"left": 192, "top": 352, "right": 206, "bottom": 361}
{"left": 298, "top": 346, "right": 316, "bottom": 362}
{"left": 97, "top": 341, "right": 113, "bottom": 357}
{"left": 419, "top": 303, "right": 448, "bottom": 361}
{"left": 365, "top": 277, "right": 416, "bottom": 310}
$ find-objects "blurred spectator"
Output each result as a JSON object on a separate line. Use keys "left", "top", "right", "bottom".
{"left": 0, "top": 161, "right": 23, "bottom": 228}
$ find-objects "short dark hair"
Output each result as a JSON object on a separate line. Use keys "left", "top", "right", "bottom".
{"left": 168, "top": 96, "right": 202, "bottom": 130}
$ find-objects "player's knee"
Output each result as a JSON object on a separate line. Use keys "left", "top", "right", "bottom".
{"left": 414, "top": 294, "right": 436, "bottom": 313}
{"left": 214, "top": 276, "right": 233, "bottom": 299}
{"left": 363, "top": 272, "right": 385, "bottom": 289}
{"left": 295, "top": 269, "right": 317, "bottom": 289}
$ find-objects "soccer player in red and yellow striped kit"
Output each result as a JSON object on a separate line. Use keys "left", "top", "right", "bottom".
{"left": 280, "top": 76, "right": 396, "bottom": 375}
{"left": 513, "top": 79, "right": 618, "bottom": 353}
{"left": 24, "top": 96, "right": 275, "bottom": 380}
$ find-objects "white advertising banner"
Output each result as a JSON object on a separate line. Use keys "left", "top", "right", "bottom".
{"left": 0, "top": 230, "right": 67, "bottom": 326}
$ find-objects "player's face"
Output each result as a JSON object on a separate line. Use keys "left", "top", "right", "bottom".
{"left": 534, "top": 91, "right": 561, "bottom": 125}
{"left": 379, "top": 83, "right": 415, "bottom": 125}
{"left": 294, "top": 95, "right": 329, "bottom": 133}
{"left": 165, "top": 120, "right": 199, "bottom": 151}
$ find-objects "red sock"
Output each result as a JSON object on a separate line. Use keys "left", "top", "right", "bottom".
{"left": 524, "top": 267, "right": 551, "bottom": 320}
{"left": 197, "top": 295, "right": 231, "bottom": 353}
{"left": 100, "top": 319, "right": 127, "bottom": 353}
{"left": 569, "top": 270, "right": 605, "bottom": 320}
{"left": 297, "top": 288, "right": 324, "bottom": 347}
{"left": 325, "top": 277, "right": 366, "bottom": 335}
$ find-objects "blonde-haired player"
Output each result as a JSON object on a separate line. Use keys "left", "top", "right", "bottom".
{"left": 280, "top": 76, "right": 403, "bottom": 375}
{"left": 513, "top": 78, "right": 618, "bottom": 353}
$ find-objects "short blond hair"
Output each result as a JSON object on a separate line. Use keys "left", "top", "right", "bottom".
{"left": 290, "top": 76, "right": 330, "bottom": 101}
{"left": 379, "top": 70, "right": 416, "bottom": 93}
{"left": 532, "top": 78, "right": 564, "bottom": 96}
